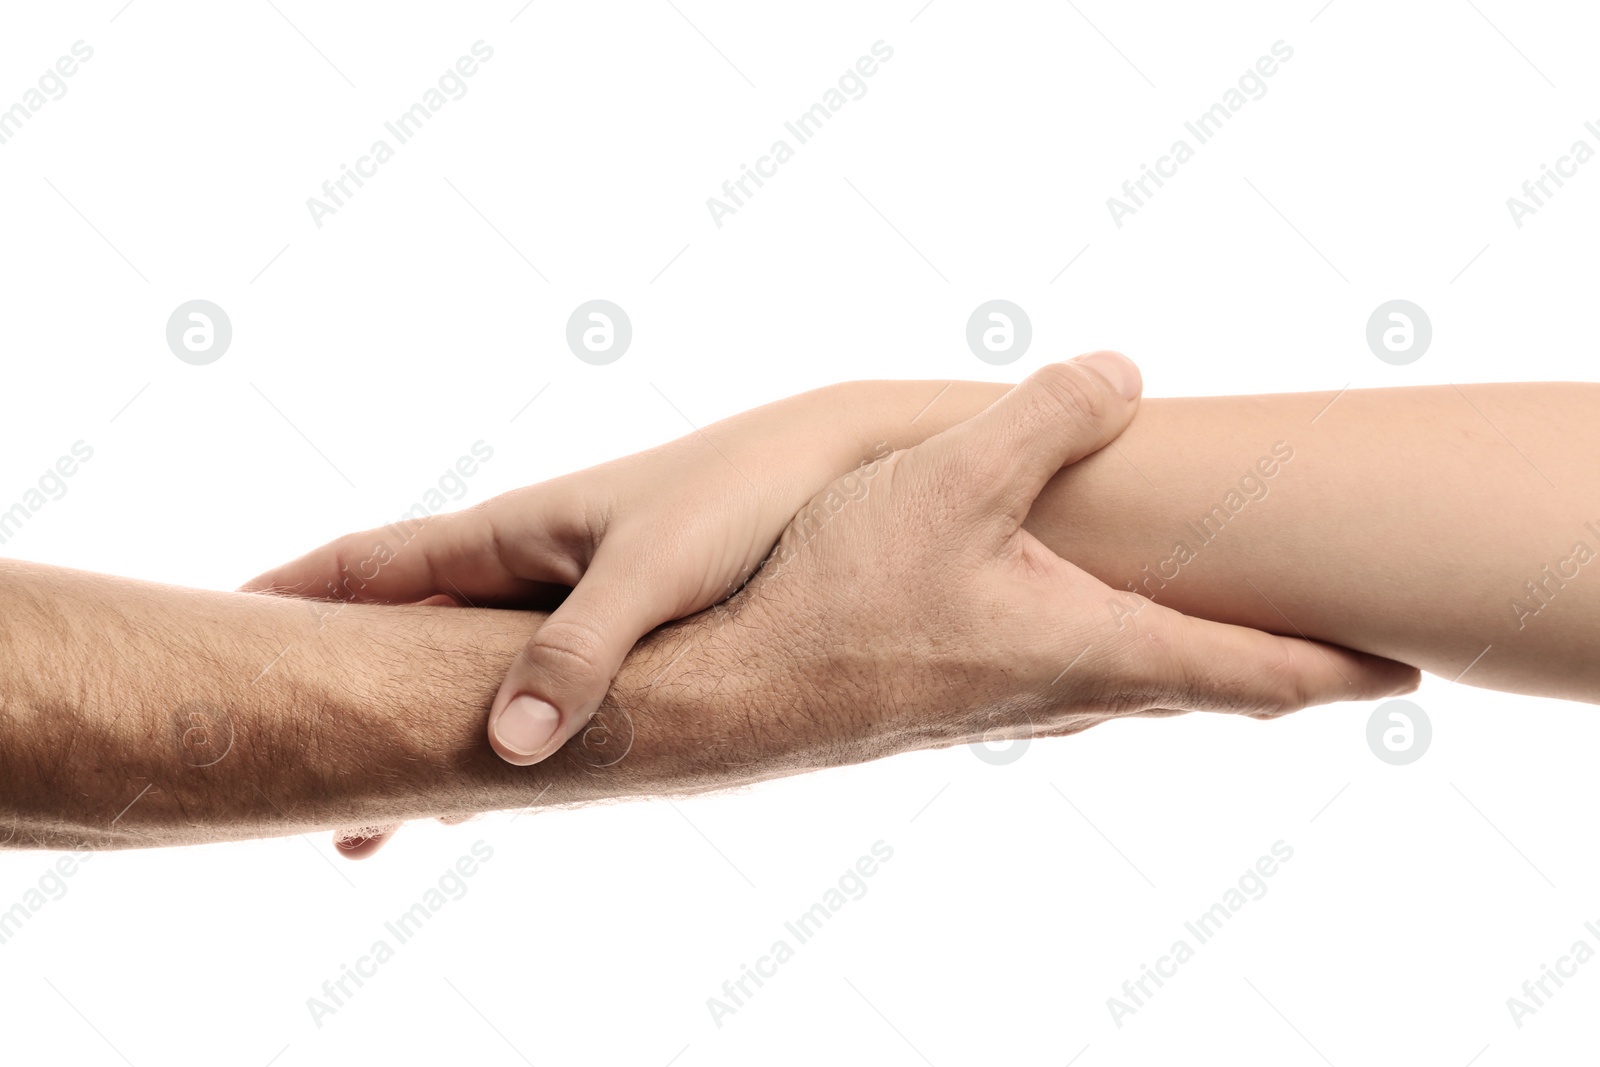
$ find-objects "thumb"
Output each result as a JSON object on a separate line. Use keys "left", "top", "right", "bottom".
{"left": 487, "top": 546, "right": 678, "bottom": 767}
{"left": 1149, "top": 608, "right": 1420, "bottom": 716}
{"left": 919, "top": 352, "right": 1143, "bottom": 523}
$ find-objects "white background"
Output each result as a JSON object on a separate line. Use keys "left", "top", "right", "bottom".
{"left": 1, "top": 1, "right": 1597, "bottom": 1063}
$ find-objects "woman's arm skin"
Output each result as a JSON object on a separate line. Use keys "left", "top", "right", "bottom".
{"left": 837, "top": 379, "right": 1598, "bottom": 701}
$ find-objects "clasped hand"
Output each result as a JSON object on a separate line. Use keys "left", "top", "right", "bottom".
{"left": 246, "top": 354, "right": 1416, "bottom": 855}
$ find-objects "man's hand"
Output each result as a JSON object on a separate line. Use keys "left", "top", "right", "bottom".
{"left": 668, "top": 359, "right": 1420, "bottom": 762}
{"left": 342, "top": 355, "right": 1418, "bottom": 853}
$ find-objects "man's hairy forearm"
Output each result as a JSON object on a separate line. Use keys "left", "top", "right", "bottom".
{"left": 841, "top": 379, "right": 1600, "bottom": 701}
{"left": 0, "top": 561, "right": 809, "bottom": 851}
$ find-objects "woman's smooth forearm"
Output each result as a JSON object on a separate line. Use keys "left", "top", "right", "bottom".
{"left": 834, "top": 378, "right": 1598, "bottom": 701}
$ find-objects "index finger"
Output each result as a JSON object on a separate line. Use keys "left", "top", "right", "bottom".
{"left": 239, "top": 507, "right": 574, "bottom": 606}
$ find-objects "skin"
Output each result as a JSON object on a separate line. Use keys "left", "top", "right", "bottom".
{"left": 909, "top": 381, "right": 1600, "bottom": 701}
{"left": 2, "top": 361, "right": 1416, "bottom": 851}
{"left": 254, "top": 366, "right": 1600, "bottom": 753}
{"left": 581, "top": 372, "right": 1597, "bottom": 700}
{"left": 258, "top": 364, "right": 1600, "bottom": 853}
{"left": 243, "top": 355, "right": 1162, "bottom": 771}
{"left": 0, "top": 559, "right": 770, "bottom": 850}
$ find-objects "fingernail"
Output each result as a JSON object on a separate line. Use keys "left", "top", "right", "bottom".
{"left": 1074, "top": 350, "right": 1142, "bottom": 401}
{"left": 496, "top": 695, "right": 562, "bottom": 757}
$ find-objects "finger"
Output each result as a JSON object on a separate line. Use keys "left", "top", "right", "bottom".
{"left": 918, "top": 352, "right": 1143, "bottom": 522}
{"left": 1145, "top": 607, "right": 1420, "bottom": 717}
{"left": 333, "top": 824, "right": 400, "bottom": 860}
{"left": 239, "top": 502, "right": 584, "bottom": 606}
{"left": 488, "top": 541, "right": 687, "bottom": 767}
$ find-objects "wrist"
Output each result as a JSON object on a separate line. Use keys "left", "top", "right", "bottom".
{"left": 818, "top": 379, "right": 1009, "bottom": 457}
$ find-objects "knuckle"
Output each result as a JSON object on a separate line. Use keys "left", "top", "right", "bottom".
{"left": 1207, "top": 636, "right": 1310, "bottom": 718}
{"left": 318, "top": 538, "right": 374, "bottom": 599}
{"left": 1264, "top": 640, "right": 1314, "bottom": 715}
{"left": 335, "top": 528, "right": 409, "bottom": 597}
{"left": 1224, "top": 636, "right": 1311, "bottom": 718}
{"left": 524, "top": 617, "right": 612, "bottom": 682}
{"left": 536, "top": 476, "right": 613, "bottom": 547}
{"left": 1029, "top": 362, "right": 1109, "bottom": 427}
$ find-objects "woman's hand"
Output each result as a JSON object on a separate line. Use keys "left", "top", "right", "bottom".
{"left": 239, "top": 364, "right": 1061, "bottom": 766}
